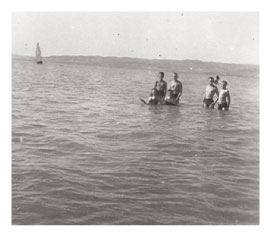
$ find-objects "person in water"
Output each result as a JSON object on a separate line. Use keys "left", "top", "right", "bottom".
{"left": 214, "top": 75, "right": 220, "bottom": 86}
{"left": 203, "top": 77, "right": 219, "bottom": 108}
{"left": 146, "top": 88, "right": 158, "bottom": 105}
{"left": 217, "top": 80, "right": 231, "bottom": 110}
{"left": 154, "top": 72, "right": 167, "bottom": 103}
{"left": 164, "top": 72, "right": 182, "bottom": 104}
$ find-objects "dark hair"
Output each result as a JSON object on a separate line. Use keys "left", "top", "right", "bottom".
{"left": 173, "top": 72, "right": 178, "bottom": 78}
{"left": 208, "top": 77, "right": 214, "bottom": 81}
{"left": 159, "top": 72, "right": 164, "bottom": 77}
{"left": 222, "top": 80, "right": 228, "bottom": 85}
{"left": 216, "top": 75, "right": 220, "bottom": 80}
{"left": 151, "top": 88, "right": 157, "bottom": 95}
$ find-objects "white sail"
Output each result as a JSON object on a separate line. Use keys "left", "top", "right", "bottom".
{"left": 36, "top": 43, "right": 42, "bottom": 63}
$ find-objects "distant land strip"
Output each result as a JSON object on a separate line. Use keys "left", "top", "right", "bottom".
{"left": 12, "top": 54, "right": 259, "bottom": 77}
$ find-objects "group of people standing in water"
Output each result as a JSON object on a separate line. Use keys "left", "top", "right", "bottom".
{"left": 147, "top": 72, "right": 182, "bottom": 105}
{"left": 203, "top": 75, "right": 231, "bottom": 110}
{"left": 146, "top": 72, "right": 231, "bottom": 111}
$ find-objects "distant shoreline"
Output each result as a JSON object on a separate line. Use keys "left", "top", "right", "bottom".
{"left": 12, "top": 54, "right": 259, "bottom": 77}
{"left": 12, "top": 53, "right": 259, "bottom": 66}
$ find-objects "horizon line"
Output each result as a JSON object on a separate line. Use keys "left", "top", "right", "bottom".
{"left": 12, "top": 53, "right": 259, "bottom": 67}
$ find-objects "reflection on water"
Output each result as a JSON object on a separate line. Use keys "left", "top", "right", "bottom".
{"left": 12, "top": 59, "right": 259, "bottom": 224}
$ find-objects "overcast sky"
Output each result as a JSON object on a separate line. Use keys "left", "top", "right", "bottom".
{"left": 12, "top": 12, "right": 258, "bottom": 64}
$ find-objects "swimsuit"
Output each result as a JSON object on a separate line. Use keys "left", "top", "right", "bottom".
{"left": 171, "top": 93, "right": 178, "bottom": 99}
{"left": 155, "top": 80, "right": 167, "bottom": 99}
{"left": 164, "top": 93, "right": 179, "bottom": 105}
{"left": 156, "top": 90, "right": 165, "bottom": 98}
{"left": 203, "top": 98, "right": 214, "bottom": 107}
{"left": 148, "top": 96, "right": 158, "bottom": 105}
{"left": 217, "top": 102, "right": 228, "bottom": 110}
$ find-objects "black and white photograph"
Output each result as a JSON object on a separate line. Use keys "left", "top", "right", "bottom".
{"left": 11, "top": 11, "right": 259, "bottom": 225}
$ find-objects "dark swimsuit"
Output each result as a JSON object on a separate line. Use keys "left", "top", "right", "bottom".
{"left": 171, "top": 93, "right": 178, "bottom": 99}
{"left": 155, "top": 80, "right": 167, "bottom": 100}
{"left": 203, "top": 98, "right": 214, "bottom": 107}
{"left": 156, "top": 90, "right": 165, "bottom": 98}
{"left": 164, "top": 92, "right": 178, "bottom": 105}
{"left": 148, "top": 98, "right": 158, "bottom": 105}
{"left": 217, "top": 102, "right": 228, "bottom": 110}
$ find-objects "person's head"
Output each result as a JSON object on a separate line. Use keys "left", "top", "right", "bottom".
{"left": 151, "top": 88, "right": 157, "bottom": 96}
{"left": 221, "top": 80, "right": 228, "bottom": 89}
{"left": 216, "top": 75, "right": 220, "bottom": 81}
{"left": 158, "top": 72, "right": 164, "bottom": 80}
{"left": 208, "top": 77, "right": 214, "bottom": 85}
{"left": 167, "top": 89, "right": 173, "bottom": 98}
{"left": 173, "top": 72, "right": 178, "bottom": 81}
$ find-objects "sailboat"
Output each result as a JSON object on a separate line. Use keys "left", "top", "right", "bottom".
{"left": 36, "top": 42, "right": 43, "bottom": 64}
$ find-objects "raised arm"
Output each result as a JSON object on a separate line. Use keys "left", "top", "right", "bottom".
{"left": 213, "top": 88, "right": 219, "bottom": 105}
{"left": 210, "top": 88, "right": 219, "bottom": 108}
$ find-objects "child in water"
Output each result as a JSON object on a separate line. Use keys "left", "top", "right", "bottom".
{"left": 147, "top": 88, "right": 158, "bottom": 105}
{"left": 217, "top": 80, "right": 231, "bottom": 110}
{"left": 163, "top": 89, "right": 176, "bottom": 105}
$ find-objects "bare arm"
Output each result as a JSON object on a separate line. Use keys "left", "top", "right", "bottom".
{"left": 213, "top": 88, "right": 219, "bottom": 105}
{"left": 227, "top": 90, "right": 231, "bottom": 108}
{"left": 210, "top": 88, "right": 219, "bottom": 108}
{"left": 163, "top": 82, "right": 167, "bottom": 96}
{"left": 167, "top": 82, "right": 172, "bottom": 90}
{"left": 162, "top": 82, "right": 167, "bottom": 103}
{"left": 176, "top": 83, "right": 182, "bottom": 100}
{"left": 154, "top": 81, "right": 158, "bottom": 89}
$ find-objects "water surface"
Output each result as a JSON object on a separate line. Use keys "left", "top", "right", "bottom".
{"left": 12, "top": 59, "right": 259, "bottom": 224}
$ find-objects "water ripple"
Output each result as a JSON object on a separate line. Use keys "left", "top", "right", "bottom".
{"left": 12, "top": 59, "right": 259, "bottom": 224}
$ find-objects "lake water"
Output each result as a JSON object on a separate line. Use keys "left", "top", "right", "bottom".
{"left": 12, "top": 59, "right": 259, "bottom": 224}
